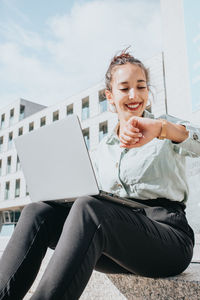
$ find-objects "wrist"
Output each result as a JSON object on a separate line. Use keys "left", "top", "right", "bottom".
{"left": 157, "top": 119, "right": 167, "bottom": 140}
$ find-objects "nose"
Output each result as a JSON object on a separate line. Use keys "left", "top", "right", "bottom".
{"left": 129, "top": 88, "right": 135, "bottom": 99}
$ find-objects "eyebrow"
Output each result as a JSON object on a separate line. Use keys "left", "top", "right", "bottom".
{"left": 118, "top": 79, "right": 146, "bottom": 85}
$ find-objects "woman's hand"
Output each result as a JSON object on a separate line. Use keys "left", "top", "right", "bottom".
{"left": 119, "top": 116, "right": 161, "bottom": 148}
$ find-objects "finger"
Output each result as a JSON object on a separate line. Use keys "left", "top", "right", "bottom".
{"left": 128, "top": 124, "right": 140, "bottom": 132}
{"left": 120, "top": 135, "right": 139, "bottom": 145}
{"left": 128, "top": 117, "right": 140, "bottom": 130}
{"left": 123, "top": 128, "right": 143, "bottom": 139}
{"left": 120, "top": 143, "right": 137, "bottom": 149}
{"left": 120, "top": 133, "right": 132, "bottom": 143}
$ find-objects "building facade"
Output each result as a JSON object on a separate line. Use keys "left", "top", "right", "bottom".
{"left": 160, "top": 0, "right": 200, "bottom": 233}
{"left": 0, "top": 53, "right": 165, "bottom": 235}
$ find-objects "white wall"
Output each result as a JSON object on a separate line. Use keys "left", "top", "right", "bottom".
{"left": 160, "top": 0, "right": 200, "bottom": 123}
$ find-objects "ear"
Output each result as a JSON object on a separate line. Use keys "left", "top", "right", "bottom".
{"left": 105, "top": 89, "right": 114, "bottom": 105}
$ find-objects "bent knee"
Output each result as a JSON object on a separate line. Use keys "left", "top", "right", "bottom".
{"left": 70, "top": 196, "right": 109, "bottom": 225}
{"left": 73, "top": 196, "right": 104, "bottom": 211}
{"left": 21, "top": 202, "right": 53, "bottom": 220}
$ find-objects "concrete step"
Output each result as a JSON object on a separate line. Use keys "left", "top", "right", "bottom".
{"left": 107, "top": 263, "right": 200, "bottom": 300}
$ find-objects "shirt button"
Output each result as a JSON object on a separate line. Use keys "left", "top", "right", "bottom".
{"left": 193, "top": 133, "right": 199, "bottom": 140}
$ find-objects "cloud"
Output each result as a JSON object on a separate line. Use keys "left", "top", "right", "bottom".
{"left": 0, "top": 22, "right": 44, "bottom": 49}
{"left": 0, "top": 0, "right": 162, "bottom": 108}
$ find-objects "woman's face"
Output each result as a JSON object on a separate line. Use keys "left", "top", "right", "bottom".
{"left": 106, "top": 63, "right": 149, "bottom": 122}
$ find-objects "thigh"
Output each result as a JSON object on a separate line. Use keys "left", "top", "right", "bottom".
{"left": 98, "top": 202, "right": 194, "bottom": 277}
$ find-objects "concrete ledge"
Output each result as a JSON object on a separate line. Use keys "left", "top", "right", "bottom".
{"left": 107, "top": 263, "right": 200, "bottom": 300}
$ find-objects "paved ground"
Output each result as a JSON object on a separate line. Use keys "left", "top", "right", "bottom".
{"left": 0, "top": 235, "right": 199, "bottom": 299}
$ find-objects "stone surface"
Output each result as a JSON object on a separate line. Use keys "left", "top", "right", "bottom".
{"left": 107, "top": 263, "right": 200, "bottom": 300}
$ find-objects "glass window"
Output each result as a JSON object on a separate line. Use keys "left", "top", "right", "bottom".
{"left": 5, "top": 182, "right": 10, "bottom": 200}
{"left": 18, "top": 127, "right": 23, "bottom": 136}
{"left": 29, "top": 122, "right": 34, "bottom": 131}
{"left": 16, "top": 155, "right": 20, "bottom": 171}
{"left": 82, "top": 97, "right": 89, "bottom": 120}
{"left": 99, "top": 121, "right": 108, "bottom": 142}
{"left": 66, "top": 104, "right": 73, "bottom": 116}
{"left": 82, "top": 128, "right": 90, "bottom": 150}
{"left": 0, "top": 224, "right": 15, "bottom": 236}
{"left": 15, "top": 179, "right": 20, "bottom": 198}
{"left": 6, "top": 156, "right": 11, "bottom": 174}
{"left": 40, "top": 116, "right": 46, "bottom": 127}
{"left": 53, "top": 110, "right": 59, "bottom": 122}
{"left": 99, "top": 89, "right": 107, "bottom": 113}
{"left": 9, "top": 108, "right": 14, "bottom": 126}
{"left": 2, "top": 211, "right": 11, "bottom": 223}
{"left": 1, "top": 114, "right": 5, "bottom": 129}
{"left": 0, "top": 136, "right": 3, "bottom": 152}
{"left": 19, "top": 105, "right": 25, "bottom": 121}
{"left": 8, "top": 132, "right": 13, "bottom": 150}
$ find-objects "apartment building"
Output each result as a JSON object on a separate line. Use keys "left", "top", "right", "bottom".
{"left": 0, "top": 53, "right": 166, "bottom": 235}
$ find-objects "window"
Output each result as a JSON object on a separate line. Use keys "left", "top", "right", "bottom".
{"left": 53, "top": 110, "right": 59, "bottom": 122}
{"left": 18, "top": 127, "right": 23, "bottom": 136}
{"left": 0, "top": 136, "right": 3, "bottom": 152}
{"left": 9, "top": 108, "right": 14, "bottom": 126}
{"left": 0, "top": 159, "right": 2, "bottom": 176}
{"left": 99, "top": 121, "right": 108, "bottom": 142}
{"left": 82, "top": 97, "right": 89, "bottom": 120}
{"left": 1, "top": 114, "right": 5, "bottom": 129}
{"left": 16, "top": 156, "right": 20, "bottom": 171}
{"left": 29, "top": 122, "right": 34, "bottom": 131}
{"left": 8, "top": 132, "right": 13, "bottom": 150}
{"left": 4, "top": 182, "right": 10, "bottom": 200}
{"left": 66, "top": 104, "right": 73, "bottom": 116}
{"left": 82, "top": 128, "right": 90, "bottom": 150}
{"left": 15, "top": 179, "right": 20, "bottom": 198}
{"left": 2, "top": 211, "right": 11, "bottom": 223}
{"left": 40, "top": 116, "right": 46, "bottom": 127}
{"left": 19, "top": 105, "right": 25, "bottom": 121}
{"left": 6, "top": 156, "right": 11, "bottom": 174}
{"left": 99, "top": 89, "right": 107, "bottom": 113}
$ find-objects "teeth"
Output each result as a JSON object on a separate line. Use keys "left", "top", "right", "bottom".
{"left": 127, "top": 103, "right": 140, "bottom": 108}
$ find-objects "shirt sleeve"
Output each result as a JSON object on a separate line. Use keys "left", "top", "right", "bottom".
{"left": 158, "top": 114, "right": 200, "bottom": 158}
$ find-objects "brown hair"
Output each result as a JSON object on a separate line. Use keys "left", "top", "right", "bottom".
{"left": 105, "top": 48, "right": 150, "bottom": 91}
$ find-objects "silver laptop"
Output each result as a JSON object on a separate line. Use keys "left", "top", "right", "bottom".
{"left": 14, "top": 115, "right": 147, "bottom": 209}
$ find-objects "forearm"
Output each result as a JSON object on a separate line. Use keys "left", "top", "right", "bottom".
{"left": 157, "top": 120, "right": 189, "bottom": 143}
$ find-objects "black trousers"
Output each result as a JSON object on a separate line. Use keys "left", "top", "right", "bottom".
{"left": 0, "top": 196, "right": 194, "bottom": 300}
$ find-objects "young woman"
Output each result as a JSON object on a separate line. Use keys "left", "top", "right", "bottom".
{"left": 0, "top": 50, "right": 199, "bottom": 300}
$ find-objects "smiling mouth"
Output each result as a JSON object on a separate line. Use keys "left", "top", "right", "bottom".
{"left": 125, "top": 102, "right": 142, "bottom": 111}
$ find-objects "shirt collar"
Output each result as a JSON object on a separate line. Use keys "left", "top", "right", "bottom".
{"left": 105, "top": 110, "right": 155, "bottom": 145}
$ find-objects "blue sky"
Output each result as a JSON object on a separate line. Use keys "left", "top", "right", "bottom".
{"left": 0, "top": 0, "right": 162, "bottom": 108}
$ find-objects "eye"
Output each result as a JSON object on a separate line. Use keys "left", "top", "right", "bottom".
{"left": 138, "top": 86, "right": 146, "bottom": 89}
{"left": 120, "top": 88, "right": 128, "bottom": 91}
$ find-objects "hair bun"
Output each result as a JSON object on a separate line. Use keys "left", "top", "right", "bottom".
{"left": 112, "top": 52, "right": 132, "bottom": 63}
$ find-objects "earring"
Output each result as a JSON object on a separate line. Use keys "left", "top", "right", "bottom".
{"left": 108, "top": 103, "right": 117, "bottom": 113}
